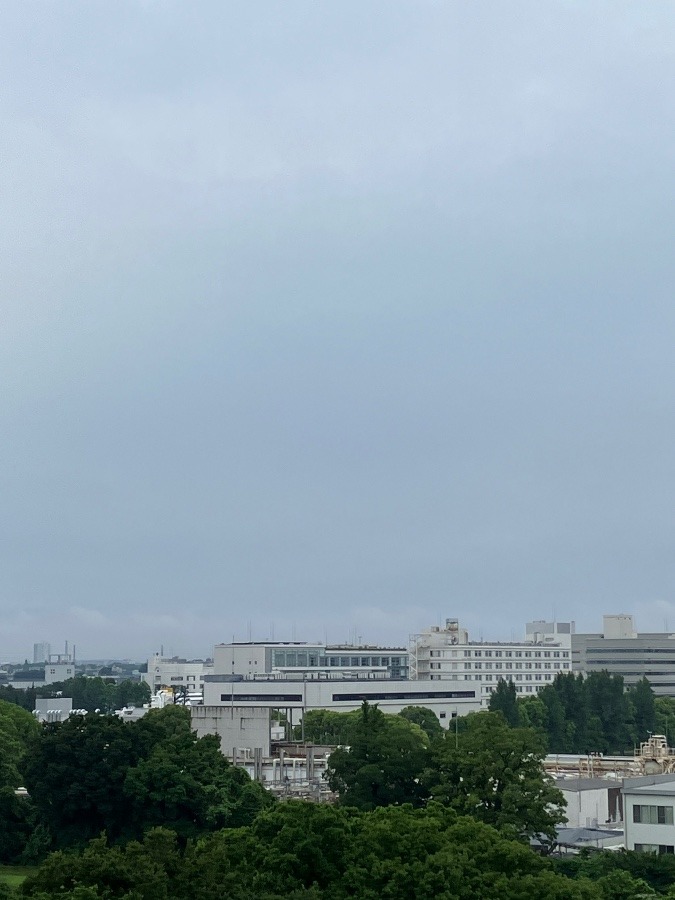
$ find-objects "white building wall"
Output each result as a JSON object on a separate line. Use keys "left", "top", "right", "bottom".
{"left": 623, "top": 780, "right": 675, "bottom": 852}
{"left": 44, "top": 663, "right": 75, "bottom": 684}
{"left": 144, "top": 655, "right": 211, "bottom": 694}
{"left": 559, "top": 787, "right": 611, "bottom": 829}
{"left": 191, "top": 705, "right": 271, "bottom": 757}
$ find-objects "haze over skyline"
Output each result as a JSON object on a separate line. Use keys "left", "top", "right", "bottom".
{"left": 2, "top": 3, "right": 675, "bottom": 660}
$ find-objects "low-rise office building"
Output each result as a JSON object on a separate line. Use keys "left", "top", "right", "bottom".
{"left": 202, "top": 672, "right": 481, "bottom": 732}
{"left": 410, "top": 618, "right": 573, "bottom": 704}
{"left": 213, "top": 641, "right": 409, "bottom": 680}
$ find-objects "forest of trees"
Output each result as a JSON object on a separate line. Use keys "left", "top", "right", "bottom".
{"left": 5, "top": 686, "right": 675, "bottom": 897}
{"left": 488, "top": 671, "right": 672, "bottom": 755}
{"left": 0, "top": 678, "right": 150, "bottom": 714}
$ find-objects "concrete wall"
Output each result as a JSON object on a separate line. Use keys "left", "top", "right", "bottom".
{"left": 202, "top": 676, "right": 481, "bottom": 724}
{"left": 191, "top": 705, "right": 271, "bottom": 757}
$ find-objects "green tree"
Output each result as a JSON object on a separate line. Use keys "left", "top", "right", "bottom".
{"left": 297, "top": 709, "right": 360, "bottom": 744}
{"left": 23, "top": 706, "right": 271, "bottom": 849}
{"left": 656, "top": 697, "right": 675, "bottom": 747}
{"left": 517, "top": 695, "right": 549, "bottom": 732}
{"left": 326, "top": 701, "right": 429, "bottom": 810}
{"left": 488, "top": 678, "right": 520, "bottom": 726}
{"left": 0, "top": 700, "right": 40, "bottom": 862}
{"left": 423, "top": 711, "right": 566, "bottom": 844}
{"left": 631, "top": 678, "right": 657, "bottom": 745}
{"left": 397, "top": 706, "right": 443, "bottom": 740}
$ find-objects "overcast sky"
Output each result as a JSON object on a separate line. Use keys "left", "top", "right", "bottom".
{"left": 1, "top": 2, "right": 674, "bottom": 660}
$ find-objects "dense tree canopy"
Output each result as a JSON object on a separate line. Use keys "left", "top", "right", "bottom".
{"left": 398, "top": 705, "right": 443, "bottom": 740}
{"left": 0, "top": 700, "right": 39, "bottom": 863}
{"left": 489, "top": 672, "right": 662, "bottom": 755}
{"left": 20, "top": 804, "right": 615, "bottom": 900}
{"left": 22, "top": 705, "right": 271, "bottom": 851}
{"left": 423, "top": 710, "right": 565, "bottom": 843}
{"left": 325, "top": 701, "right": 429, "bottom": 810}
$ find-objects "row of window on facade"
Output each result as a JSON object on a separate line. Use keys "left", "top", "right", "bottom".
{"left": 428, "top": 649, "right": 569, "bottom": 659}
{"left": 427, "top": 661, "right": 570, "bottom": 671}
{"left": 633, "top": 804, "right": 674, "bottom": 825}
{"left": 272, "top": 652, "right": 405, "bottom": 668}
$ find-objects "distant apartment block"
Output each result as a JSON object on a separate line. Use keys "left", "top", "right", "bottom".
{"left": 409, "top": 618, "right": 573, "bottom": 704}
{"left": 573, "top": 615, "right": 675, "bottom": 695}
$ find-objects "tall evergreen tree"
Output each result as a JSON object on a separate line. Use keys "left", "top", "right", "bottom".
{"left": 631, "top": 677, "right": 656, "bottom": 745}
{"left": 488, "top": 678, "right": 520, "bottom": 727}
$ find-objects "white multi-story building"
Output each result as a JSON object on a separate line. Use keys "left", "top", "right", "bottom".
{"left": 623, "top": 775, "right": 675, "bottom": 854}
{"left": 213, "top": 641, "right": 409, "bottom": 680}
{"left": 143, "top": 654, "right": 212, "bottom": 698}
{"left": 410, "top": 618, "right": 573, "bottom": 704}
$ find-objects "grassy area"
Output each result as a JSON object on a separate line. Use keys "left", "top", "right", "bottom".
{"left": 0, "top": 865, "right": 39, "bottom": 887}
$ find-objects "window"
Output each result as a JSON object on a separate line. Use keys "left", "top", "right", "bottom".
{"left": 464, "top": 650, "right": 471, "bottom": 657}
{"left": 553, "top": 652, "right": 560, "bottom": 658}
{"left": 505, "top": 651, "right": 512, "bottom": 658}
{"left": 495, "top": 651, "right": 502, "bottom": 658}
{"left": 474, "top": 662, "right": 482, "bottom": 670}
{"left": 484, "top": 651, "right": 492, "bottom": 657}
{"left": 474, "top": 651, "right": 482, "bottom": 658}
{"left": 633, "top": 805, "right": 674, "bottom": 825}
{"left": 635, "top": 844, "right": 675, "bottom": 854}
{"left": 544, "top": 652, "right": 551, "bottom": 658}
{"left": 524, "top": 652, "right": 532, "bottom": 658}
{"left": 515, "top": 652, "right": 522, "bottom": 658}
{"left": 534, "top": 652, "right": 541, "bottom": 658}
